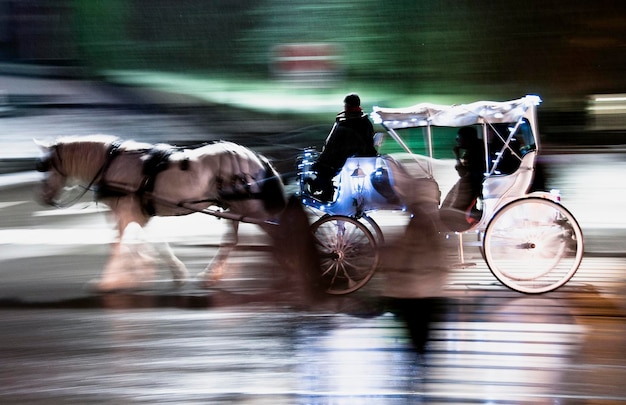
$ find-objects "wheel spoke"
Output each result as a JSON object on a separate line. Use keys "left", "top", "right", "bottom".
{"left": 311, "top": 215, "right": 379, "bottom": 294}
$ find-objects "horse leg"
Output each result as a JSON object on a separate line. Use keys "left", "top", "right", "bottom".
{"left": 90, "top": 200, "right": 155, "bottom": 292}
{"left": 91, "top": 221, "right": 157, "bottom": 291}
{"left": 196, "top": 219, "right": 239, "bottom": 288}
{"left": 153, "top": 240, "right": 188, "bottom": 287}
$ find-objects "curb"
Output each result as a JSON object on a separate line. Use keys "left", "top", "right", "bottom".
{"left": 0, "top": 157, "right": 37, "bottom": 175}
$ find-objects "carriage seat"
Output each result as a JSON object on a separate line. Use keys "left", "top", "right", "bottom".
{"left": 370, "top": 166, "right": 401, "bottom": 204}
{"left": 482, "top": 150, "right": 536, "bottom": 201}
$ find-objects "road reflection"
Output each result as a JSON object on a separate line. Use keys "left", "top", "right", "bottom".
{"left": 3, "top": 285, "right": 624, "bottom": 403}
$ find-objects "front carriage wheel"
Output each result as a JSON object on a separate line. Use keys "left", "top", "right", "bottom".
{"left": 483, "top": 198, "right": 584, "bottom": 294}
{"left": 360, "top": 214, "right": 384, "bottom": 245}
{"left": 311, "top": 215, "right": 379, "bottom": 295}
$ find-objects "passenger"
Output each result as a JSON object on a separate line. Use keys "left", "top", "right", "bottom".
{"left": 440, "top": 126, "right": 486, "bottom": 231}
{"left": 309, "top": 93, "right": 378, "bottom": 201}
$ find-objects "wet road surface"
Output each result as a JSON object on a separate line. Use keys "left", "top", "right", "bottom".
{"left": 1, "top": 180, "right": 626, "bottom": 403}
{"left": 1, "top": 256, "right": 625, "bottom": 404}
{"left": 1, "top": 103, "right": 625, "bottom": 403}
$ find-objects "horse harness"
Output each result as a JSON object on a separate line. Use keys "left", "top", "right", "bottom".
{"left": 97, "top": 141, "right": 272, "bottom": 216}
{"left": 94, "top": 141, "right": 191, "bottom": 215}
{"left": 39, "top": 138, "right": 279, "bottom": 215}
{"left": 137, "top": 144, "right": 185, "bottom": 215}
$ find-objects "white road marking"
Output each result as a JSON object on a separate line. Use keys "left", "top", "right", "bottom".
{"left": 0, "top": 201, "right": 27, "bottom": 209}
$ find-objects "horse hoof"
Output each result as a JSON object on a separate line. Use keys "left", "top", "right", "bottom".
{"left": 85, "top": 279, "right": 121, "bottom": 294}
{"left": 196, "top": 278, "right": 219, "bottom": 289}
{"left": 195, "top": 270, "right": 222, "bottom": 289}
{"left": 85, "top": 278, "right": 143, "bottom": 293}
{"left": 84, "top": 279, "right": 99, "bottom": 292}
{"left": 172, "top": 277, "right": 186, "bottom": 289}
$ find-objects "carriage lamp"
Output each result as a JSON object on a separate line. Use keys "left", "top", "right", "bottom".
{"left": 350, "top": 164, "right": 367, "bottom": 213}
{"left": 350, "top": 165, "right": 366, "bottom": 195}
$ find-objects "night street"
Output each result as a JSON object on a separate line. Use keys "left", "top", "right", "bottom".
{"left": 1, "top": 151, "right": 625, "bottom": 403}
{"left": 2, "top": 1, "right": 626, "bottom": 402}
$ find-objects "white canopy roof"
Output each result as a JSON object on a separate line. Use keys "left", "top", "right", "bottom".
{"left": 371, "top": 95, "right": 541, "bottom": 129}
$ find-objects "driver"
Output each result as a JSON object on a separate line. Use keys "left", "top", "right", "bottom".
{"left": 309, "top": 93, "right": 378, "bottom": 201}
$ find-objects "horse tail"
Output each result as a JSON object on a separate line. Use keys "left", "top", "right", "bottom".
{"left": 258, "top": 155, "right": 287, "bottom": 215}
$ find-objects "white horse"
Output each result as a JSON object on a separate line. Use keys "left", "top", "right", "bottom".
{"left": 35, "top": 135, "right": 314, "bottom": 293}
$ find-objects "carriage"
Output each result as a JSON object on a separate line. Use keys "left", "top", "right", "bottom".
{"left": 35, "top": 95, "right": 583, "bottom": 296}
{"left": 298, "top": 95, "right": 584, "bottom": 295}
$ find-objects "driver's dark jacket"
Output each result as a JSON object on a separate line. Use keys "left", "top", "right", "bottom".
{"left": 312, "top": 111, "right": 377, "bottom": 177}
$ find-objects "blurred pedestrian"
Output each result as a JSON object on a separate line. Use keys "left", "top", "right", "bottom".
{"left": 309, "top": 93, "right": 378, "bottom": 201}
{"left": 381, "top": 200, "right": 449, "bottom": 354}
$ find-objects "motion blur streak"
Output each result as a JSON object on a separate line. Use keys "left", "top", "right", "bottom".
{"left": 1, "top": 1, "right": 625, "bottom": 403}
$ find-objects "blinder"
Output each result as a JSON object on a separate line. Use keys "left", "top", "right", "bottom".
{"left": 36, "top": 145, "right": 66, "bottom": 176}
{"left": 36, "top": 154, "right": 51, "bottom": 172}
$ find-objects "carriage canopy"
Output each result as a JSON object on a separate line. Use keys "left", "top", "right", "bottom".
{"left": 371, "top": 95, "right": 541, "bottom": 129}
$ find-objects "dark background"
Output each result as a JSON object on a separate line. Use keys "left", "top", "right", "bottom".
{"left": 2, "top": 1, "right": 625, "bottom": 97}
{"left": 1, "top": 0, "right": 626, "bottom": 144}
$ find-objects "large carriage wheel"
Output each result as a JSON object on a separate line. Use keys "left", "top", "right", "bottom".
{"left": 483, "top": 197, "right": 584, "bottom": 294}
{"left": 311, "top": 215, "right": 379, "bottom": 295}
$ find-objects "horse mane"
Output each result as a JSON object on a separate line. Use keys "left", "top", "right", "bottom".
{"left": 55, "top": 135, "right": 119, "bottom": 180}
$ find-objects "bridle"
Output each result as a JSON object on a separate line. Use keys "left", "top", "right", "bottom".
{"left": 36, "top": 144, "right": 67, "bottom": 177}
{"left": 37, "top": 140, "right": 123, "bottom": 208}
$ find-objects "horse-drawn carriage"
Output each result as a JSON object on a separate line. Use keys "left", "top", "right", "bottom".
{"left": 298, "top": 95, "right": 584, "bottom": 295}
{"left": 35, "top": 95, "right": 583, "bottom": 297}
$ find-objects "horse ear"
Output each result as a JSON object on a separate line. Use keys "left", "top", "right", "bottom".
{"left": 34, "top": 138, "right": 53, "bottom": 151}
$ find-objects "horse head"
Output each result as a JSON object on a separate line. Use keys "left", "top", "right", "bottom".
{"left": 35, "top": 138, "right": 69, "bottom": 206}
{"left": 34, "top": 135, "right": 118, "bottom": 206}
